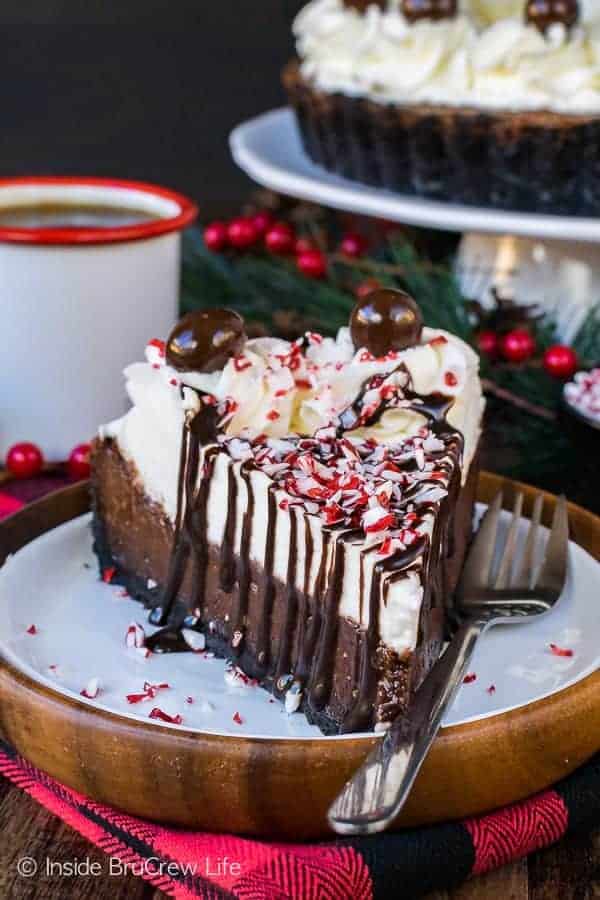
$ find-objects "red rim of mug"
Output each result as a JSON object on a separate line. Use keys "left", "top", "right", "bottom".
{"left": 0, "top": 176, "right": 198, "bottom": 245}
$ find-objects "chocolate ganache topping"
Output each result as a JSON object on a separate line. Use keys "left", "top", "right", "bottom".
{"left": 166, "top": 308, "right": 246, "bottom": 374}
{"left": 525, "top": 0, "right": 579, "bottom": 34}
{"left": 350, "top": 288, "right": 424, "bottom": 357}
{"left": 401, "top": 0, "right": 457, "bottom": 23}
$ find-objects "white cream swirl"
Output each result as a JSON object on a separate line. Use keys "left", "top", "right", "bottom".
{"left": 294, "top": 0, "right": 600, "bottom": 114}
{"left": 100, "top": 325, "right": 484, "bottom": 519}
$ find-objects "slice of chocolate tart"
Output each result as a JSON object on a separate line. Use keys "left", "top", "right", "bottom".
{"left": 91, "top": 291, "right": 484, "bottom": 734}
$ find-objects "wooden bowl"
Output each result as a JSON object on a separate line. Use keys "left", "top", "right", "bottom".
{"left": 0, "top": 473, "right": 598, "bottom": 839}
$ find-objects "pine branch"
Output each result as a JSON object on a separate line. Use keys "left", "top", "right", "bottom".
{"left": 573, "top": 307, "right": 600, "bottom": 364}
{"left": 481, "top": 378, "right": 557, "bottom": 421}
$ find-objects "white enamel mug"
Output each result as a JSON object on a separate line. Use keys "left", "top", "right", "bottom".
{"left": 0, "top": 177, "right": 197, "bottom": 461}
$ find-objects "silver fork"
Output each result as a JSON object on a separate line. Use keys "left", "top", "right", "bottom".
{"left": 328, "top": 491, "right": 570, "bottom": 836}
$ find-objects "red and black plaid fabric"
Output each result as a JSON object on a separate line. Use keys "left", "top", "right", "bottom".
{"left": 1, "top": 475, "right": 599, "bottom": 898}
{"left": 1, "top": 740, "right": 599, "bottom": 899}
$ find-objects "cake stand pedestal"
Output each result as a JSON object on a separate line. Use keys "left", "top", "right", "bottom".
{"left": 230, "top": 108, "right": 600, "bottom": 342}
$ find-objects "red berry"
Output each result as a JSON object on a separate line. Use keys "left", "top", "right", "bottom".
{"left": 265, "top": 221, "right": 295, "bottom": 255}
{"left": 203, "top": 220, "right": 228, "bottom": 252}
{"left": 500, "top": 329, "right": 536, "bottom": 363}
{"left": 543, "top": 344, "right": 578, "bottom": 380}
{"left": 340, "top": 232, "right": 368, "bottom": 258}
{"left": 227, "top": 217, "right": 259, "bottom": 249}
{"left": 354, "top": 278, "right": 381, "bottom": 300}
{"left": 6, "top": 442, "right": 44, "bottom": 479}
{"left": 294, "top": 236, "right": 315, "bottom": 255}
{"left": 251, "top": 210, "right": 274, "bottom": 236}
{"left": 297, "top": 249, "right": 327, "bottom": 279}
{"left": 68, "top": 442, "right": 92, "bottom": 479}
{"left": 476, "top": 330, "right": 499, "bottom": 358}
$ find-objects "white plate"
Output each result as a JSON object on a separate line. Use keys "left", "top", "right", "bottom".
{"left": 230, "top": 108, "right": 600, "bottom": 244}
{"left": 0, "top": 509, "right": 598, "bottom": 741}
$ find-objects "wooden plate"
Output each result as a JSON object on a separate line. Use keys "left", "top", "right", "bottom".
{"left": 0, "top": 473, "right": 598, "bottom": 839}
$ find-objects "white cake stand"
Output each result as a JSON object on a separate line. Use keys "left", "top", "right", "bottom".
{"left": 231, "top": 108, "right": 600, "bottom": 341}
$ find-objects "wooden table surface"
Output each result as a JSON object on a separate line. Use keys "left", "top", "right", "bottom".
{"left": 0, "top": 776, "right": 598, "bottom": 899}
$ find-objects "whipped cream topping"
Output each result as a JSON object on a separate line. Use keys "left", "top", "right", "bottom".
{"left": 101, "top": 324, "right": 483, "bottom": 520}
{"left": 564, "top": 368, "right": 600, "bottom": 423}
{"left": 294, "top": 0, "right": 600, "bottom": 114}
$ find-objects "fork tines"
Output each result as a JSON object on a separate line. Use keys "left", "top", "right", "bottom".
{"left": 461, "top": 491, "right": 569, "bottom": 596}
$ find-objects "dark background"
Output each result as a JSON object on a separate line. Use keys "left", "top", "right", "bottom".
{"left": 0, "top": 3, "right": 305, "bottom": 219}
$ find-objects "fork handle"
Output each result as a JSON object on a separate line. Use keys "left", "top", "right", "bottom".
{"left": 328, "top": 616, "right": 488, "bottom": 836}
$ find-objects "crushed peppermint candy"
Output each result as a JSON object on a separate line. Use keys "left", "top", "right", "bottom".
{"left": 145, "top": 339, "right": 166, "bottom": 367}
{"left": 102, "top": 567, "right": 116, "bottom": 584}
{"left": 233, "top": 355, "right": 252, "bottom": 372}
{"left": 486, "top": 684, "right": 496, "bottom": 695}
{"left": 126, "top": 691, "right": 151, "bottom": 705}
{"left": 564, "top": 368, "right": 600, "bottom": 423}
{"left": 80, "top": 677, "right": 100, "bottom": 699}
{"left": 221, "top": 423, "right": 457, "bottom": 552}
{"left": 549, "top": 643, "right": 574, "bottom": 658}
{"left": 149, "top": 708, "right": 183, "bottom": 725}
{"left": 126, "top": 681, "right": 170, "bottom": 704}
{"left": 232, "top": 711, "right": 244, "bottom": 725}
{"left": 181, "top": 629, "right": 206, "bottom": 652}
{"left": 463, "top": 672, "right": 477, "bottom": 684}
{"left": 224, "top": 664, "right": 258, "bottom": 689}
{"left": 125, "top": 622, "right": 146, "bottom": 649}
{"left": 144, "top": 681, "right": 170, "bottom": 697}
{"left": 26, "top": 624, "right": 37, "bottom": 635}
{"left": 284, "top": 681, "right": 303, "bottom": 715}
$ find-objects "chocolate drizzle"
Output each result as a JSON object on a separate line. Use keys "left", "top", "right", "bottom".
{"left": 294, "top": 531, "right": 332, "bottom": 687}
{"left": 255, "top": 486, "right": 279, "bottom": 671}
{"left": 308, "top": 528, "right": 361, "bottom": 710}
{"left": 219, "top": 464, "right": 238, "bottom": 593}
{"left": 290, "top": 518, "right": 314, "bottom": 689}
{"left": 274, "top": 509, "right": 299, "bottom": 684}
{"left": 230, "top": 462, "right": 255, "bottom": 656}
{"left": 145, "top": 396, "right": 218, "bottom": 652}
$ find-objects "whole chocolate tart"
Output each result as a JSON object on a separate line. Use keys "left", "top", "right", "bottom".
{"left": 285, "top": 0, "right": 600, "bottom": 214}
{"left": 91, "top": 296, "right": 485, "bottom": 734}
